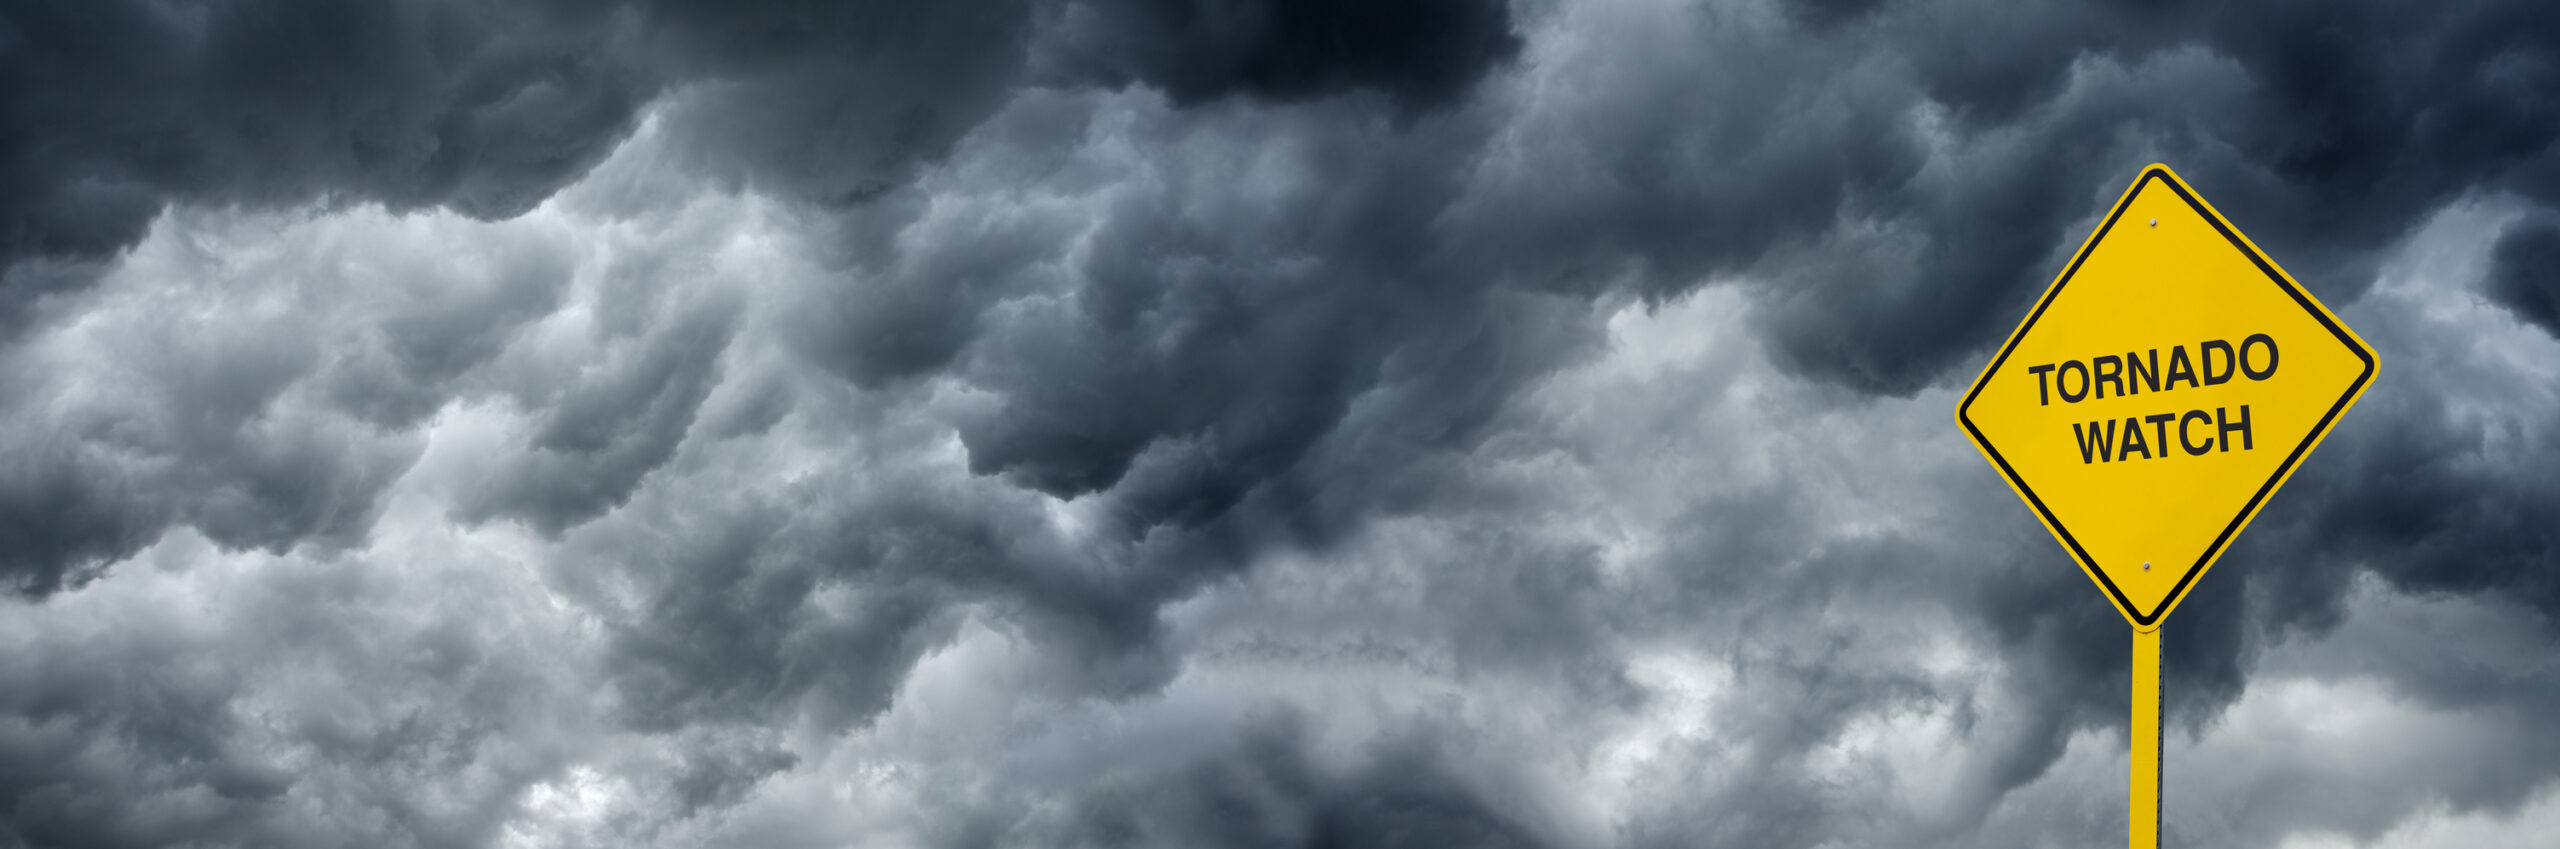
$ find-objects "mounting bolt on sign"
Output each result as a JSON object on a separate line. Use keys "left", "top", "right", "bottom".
{"left": 1955, "top": 164, "right": 2377, "bottom": 849}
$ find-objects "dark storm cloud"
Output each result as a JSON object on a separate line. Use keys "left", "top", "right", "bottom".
{"left": 633, "top": 0, "right": 1037, "bottom": 206}
{"left": 7, "top": 1, "right": 2560, "bottom": 848}
{"left": 773, "top": 82, "right": 1593, "bottom": 551}
{"left": 2485, "top": 214, "right": 2560, "bottom": 337}
{"left": 0, "top": 0, "right": 1531, "bottom": 596}
{"left": 999, "top": 711, "right": 1548, "bottom": 849}
{"left": 2217, "top": 211, "right": 2560, "bottom": 644}
{"left": 0, "top": 208, "right": 576, "bottom": 596}
{"left": 812, "top": 0, "right": 2560, "bottom": 795}
{"left": 0, "top": 0, "right": 1521, "bottom": 284}
{"left": 1040, "top": 0, "right": 1522, "bottom": 111}
{"left": 941, "top": 101, "right": 1520, "bottom": 507}
{"left": 1887, "top": 0, "right": 2560, "bottom": 388}
{"left": 455, "top": 297, "right": 739, "bottom": 534}
{"left": 1424, "top": 0, "right": 2560, "bottom": 396}
{"left": 0, "top": 0, "right": 647, "bottom": 317}
{"left": 0, "top": 9, "right": 1550, "bottom": 833}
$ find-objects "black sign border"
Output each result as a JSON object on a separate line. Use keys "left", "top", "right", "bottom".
{"left": 1957, "top": 166, "right": 2377, "bottom": 628}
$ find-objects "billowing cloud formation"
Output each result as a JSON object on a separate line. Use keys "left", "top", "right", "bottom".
{"left": 1040, "top": 0, "right": 1522, "bottom": 110}
{"left": 4, "top": 1, "right": 2560, "bottom": 848}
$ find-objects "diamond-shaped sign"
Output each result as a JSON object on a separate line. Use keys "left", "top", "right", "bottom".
{"left": 1957, "top": 164, "right": 2377, "bottom": 630}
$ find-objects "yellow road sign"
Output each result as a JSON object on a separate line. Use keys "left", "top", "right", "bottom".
{"left": 1957, "top": 164, "right": 2376, "bottom": 630}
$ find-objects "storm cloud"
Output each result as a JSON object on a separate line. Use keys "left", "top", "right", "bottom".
{"left": 4, "top": 1, "right": 2559, "bottom": 847}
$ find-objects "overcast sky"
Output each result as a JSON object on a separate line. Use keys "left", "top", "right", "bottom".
{"left": 4, "top": 1, "right": 2559, "bottom": 847}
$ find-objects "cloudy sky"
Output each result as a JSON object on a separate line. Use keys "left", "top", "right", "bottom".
{"left": 5, "top": 1, "right": 2560, "bottom": 847}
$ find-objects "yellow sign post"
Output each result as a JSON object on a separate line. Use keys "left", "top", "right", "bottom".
{"left": 1957, "top": 164, "right": 2376, "bottom": 848}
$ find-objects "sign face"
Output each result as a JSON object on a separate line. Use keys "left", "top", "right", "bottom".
{"left": 1957, "top": 164, "right": 2376, "bottom": 630}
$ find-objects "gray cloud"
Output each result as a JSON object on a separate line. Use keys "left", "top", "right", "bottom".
{"left": 454, "top": 296, "right": 738, "bottom": 534}
{"left": 5, "top": 1, "right": 2560, "bottom": 848}
{"left": 1005, "top": 711, "right": 1549, "bottom": 849}
{"left": 2485, "top": 214, "right": 2560, "bottom": 337}
{"left": 0, "top": 0, "right": 1520, "bottom": 286}
{"left": 1038, "top": 0, "right": 1522, "bottom": 111}
{"left": 0, "top": 0, "right": 648, "bottom": 319}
